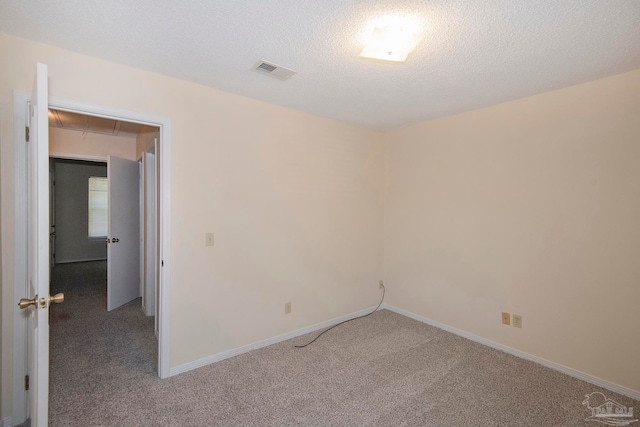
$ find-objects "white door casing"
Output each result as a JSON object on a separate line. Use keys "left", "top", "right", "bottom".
{"left": 153, "top": 139, "right": 160, "bottom": 337}
{"left": 49, "top": 160, "right": 56, "bottom": 273}
{"left": 46, "top": 100, "right": 171, "bottom": 379}
{"left": 139, "top": 158, "right": 144, "bottom": 307}
{"left": 138, "top": 159, "right": 147, "bottom": 314}
{"left": 107, "top": 155, "right": 141, "bottom": 311}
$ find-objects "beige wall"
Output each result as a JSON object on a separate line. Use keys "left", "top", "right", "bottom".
{"left": 50, "top": 127, "right": 137, "bottom": 161}
{"left": 384, "top": 69, "right": 640, "bottom": 393}
{"left": 0, "top": 33, "right": 384, "bottom": 419}
{"left": 136, "top": 125, "right": 159, "bottom": 160}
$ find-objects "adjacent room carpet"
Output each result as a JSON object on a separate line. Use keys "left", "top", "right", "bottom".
{"left": 49, "top": 261, "right": 638, "bottom": 426}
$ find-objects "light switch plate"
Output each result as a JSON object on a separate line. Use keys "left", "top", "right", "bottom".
{"left": 513, "top": 314, "right": 522, "bottom": 328}
{"left": 205, "top": 233, "right": 214, "bottom": 246}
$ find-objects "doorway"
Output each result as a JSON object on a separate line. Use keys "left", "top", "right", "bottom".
{"left": 47, "top": 112, "right": 160, "bottom": 420}
{"left": 12, "top": 90, "right": 172, "bottom": 425}
{"left": 48, "top": 109, "right": 158, "bottom": 313}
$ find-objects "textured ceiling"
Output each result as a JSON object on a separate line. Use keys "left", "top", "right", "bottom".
{"left": 2, "top": 1, "right": 639, "bottom": 130}
{"left": 49, "top": 109, "right": 143, "bottom": 138}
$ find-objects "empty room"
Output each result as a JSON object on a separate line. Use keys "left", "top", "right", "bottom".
{"left": 1, "top": 1, "right": 639, "bottom": 426}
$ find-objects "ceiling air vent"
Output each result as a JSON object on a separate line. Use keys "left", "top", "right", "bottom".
{"left": 251, "top": 60, "right": 296, "bottom": 81}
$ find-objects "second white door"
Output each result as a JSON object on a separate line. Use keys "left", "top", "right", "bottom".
{"left": 107, "top": 155, "right": 141, "bottom": 311}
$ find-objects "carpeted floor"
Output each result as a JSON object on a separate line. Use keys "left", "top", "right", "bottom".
{"left": 49, "top": 261, "right": 638, "bottom": 426}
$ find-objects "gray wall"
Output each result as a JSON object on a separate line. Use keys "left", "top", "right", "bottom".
{"left": 54, "top": 159, "right": 108, "bottom": 263}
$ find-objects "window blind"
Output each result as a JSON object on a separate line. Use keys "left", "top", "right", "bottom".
{"left": 88, "top": 177, "right": 108, "bottom": 237}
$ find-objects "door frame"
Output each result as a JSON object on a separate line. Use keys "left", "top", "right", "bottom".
{"left": 12, "top": 90, "right": 172, "bottom": 424}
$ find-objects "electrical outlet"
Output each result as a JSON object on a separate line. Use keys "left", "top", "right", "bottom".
{"left": 502, "top": 312, "right": 511, "bottom": 325}
{"left": 205, "top": 232, "right": 214, "bottom": 246}
{"left": 285, "top": 302, "right": 291, "bottom": 314}
{"left": 379, "top": 280, "right": 384, "bottom": 290}
{"left": 513, "top": 314, "right": 522, "bottom": 328}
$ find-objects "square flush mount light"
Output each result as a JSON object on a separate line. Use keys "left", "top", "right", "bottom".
{"left": 359, "top": 25, "right": 423, "bottom": 62}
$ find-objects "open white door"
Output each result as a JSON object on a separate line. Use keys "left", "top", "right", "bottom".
{"left": 107, "top": 155, "right": 141, "bottom": 311}
{"left": 143, "top": 150, "right": 156, "bottom": 317}
{"left": 20, "top": 62, "right": 52, "bottom": 427}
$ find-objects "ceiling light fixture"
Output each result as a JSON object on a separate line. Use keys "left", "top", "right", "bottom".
{"left": 359, "top": 17, "right": 424, "bottom": 63}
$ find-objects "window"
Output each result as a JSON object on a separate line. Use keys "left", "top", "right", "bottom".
{"left": 88, "top": 177, "right": 108, "bottom": 237}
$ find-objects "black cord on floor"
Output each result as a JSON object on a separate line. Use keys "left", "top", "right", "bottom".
{"left": 294, "top": 284, "right": 386, "bottom": 348}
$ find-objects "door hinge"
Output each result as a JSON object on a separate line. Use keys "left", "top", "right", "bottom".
{"left": 25, "top": 374, "right": 29, "bottom": 391}
{"left": 161, "top": 260, "right": 164, "bottom": 267}
{"left": 25, "top": 126, "right": 30, "bottom": 142}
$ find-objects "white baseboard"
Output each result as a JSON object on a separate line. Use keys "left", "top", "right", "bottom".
{"left": 383, "top": 304, "right": 640, "bottom": 401}
{"left": 169, "top": 305, "right": 378, "bottom": 377}
{"left": 1, "top": 417, "right": 12, "bottom": 427}
{"left": 56, "top": 257, "right": 107, "bottom": 264}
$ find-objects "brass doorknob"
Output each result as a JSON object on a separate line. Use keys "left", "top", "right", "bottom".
{"left": 18, "top": 296, "right": 38, "bottom": 310}
{"left": 49, "top": 293, "right": 64, "bottom": 304}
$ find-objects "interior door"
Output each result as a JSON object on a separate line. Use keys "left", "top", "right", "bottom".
{"left": 107, "top": 155, "right": 141, "bottom": 311}
{"left": 144, "top": 150, "right": 156, "bottom": 317}
{"left": 25, "top": 62, "right": 51, "bottom": 427}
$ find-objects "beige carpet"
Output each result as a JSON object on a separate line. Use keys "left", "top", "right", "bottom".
{"left": 49, "top": 261, "right": 638, "bottom": 426}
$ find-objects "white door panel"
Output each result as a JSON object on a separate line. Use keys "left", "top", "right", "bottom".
{"left": 144, "top": 151, "right": 156, "bottom": 317}
{"left": 107, "top": 156, "right": 141, "bottom": 311}
{"left": 26, "top": 62, "right": 51, "bottom": 427}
